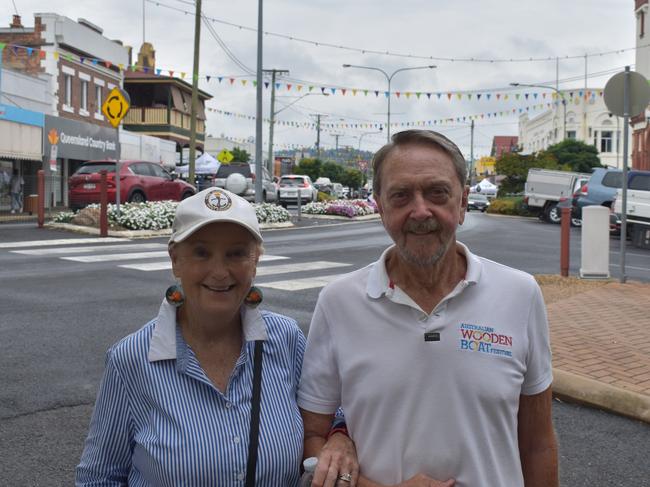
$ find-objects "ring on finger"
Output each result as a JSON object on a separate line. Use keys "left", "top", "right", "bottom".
{"left": 337, "top": 473, "right": 352, "bottom": 482}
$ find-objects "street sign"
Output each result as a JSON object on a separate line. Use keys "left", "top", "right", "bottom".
{"left": 604, "top": 70, "right": 650, "bottom": 117}
{"left": 217, "top": 149, "right": 234, "bottom": 164}
{"left": 102, "top": 87, "right": 131, "bottom": 128}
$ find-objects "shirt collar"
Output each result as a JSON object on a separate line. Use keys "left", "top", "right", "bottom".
{"left": 366, "top": 241, "right": 482, "bottom": 299}
{"left": 148, "top": 299, "right": 269, "bottom": 362}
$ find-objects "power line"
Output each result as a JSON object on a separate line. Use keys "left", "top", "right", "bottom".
{"left": 150, "top": 0, "right": 644, "bottom": 64}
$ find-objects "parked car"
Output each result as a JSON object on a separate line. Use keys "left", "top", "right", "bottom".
{"left": 572, "top": 168, "right": 623, "bottom": 220}
{"left": 277, "top": 174, "right": 318, "bottom": 207}
{"left": 613, "top": 170, "right": 650, "bottom": 248}
{"left": 210, "top": 163, "right": 278, "bottom": 203}
{"left": 467, "top": 193, "right": 490, "bottom": 212}
{"left": 69, "top": 160, "right": 195, "bottom": 210}
{"left": 524, "top": 168, "right": 591, "bottom": 223}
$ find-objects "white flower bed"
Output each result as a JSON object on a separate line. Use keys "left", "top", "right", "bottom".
{"left": 254, "top": 203, "right": 291, "bottom": 223}
{"left": 65, "top": 200, "right": 290, "bottom": 230}
{"left": 302, "top": 199, "right": 378, "bottom": 218}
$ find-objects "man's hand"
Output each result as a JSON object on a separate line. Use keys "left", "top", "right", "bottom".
{"left": 393, "top": 475, "right": 455, "bottom": 487}
{"left": 311, "top": 432, "right": 359, "bottom": 487}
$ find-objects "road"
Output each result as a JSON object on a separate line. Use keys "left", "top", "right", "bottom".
{"left": 0, "top": 213, "right": 648, "bottom": 486}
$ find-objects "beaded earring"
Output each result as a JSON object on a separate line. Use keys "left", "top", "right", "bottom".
{"left": 165, "top": 282, "right": 185, "bottom": 307}
{"left": 244, "top": 286, "right": 263, "bottom": 307}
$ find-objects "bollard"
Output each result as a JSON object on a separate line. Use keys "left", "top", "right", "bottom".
{"left": 560, "top": 207, "right": 571, "bottom": 277}
{"left": 100, "top": 169, "right": 108, "bottom": 237}
{"left": 37, "top": 170, "right": 45, "bottom": 228}
{"left": 296, "top": 189, "right": 302, "bottom": 221}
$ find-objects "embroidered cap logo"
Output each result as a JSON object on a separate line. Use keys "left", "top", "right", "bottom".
{"left": 204, "top": 190, "right": 232, "bottom": 211}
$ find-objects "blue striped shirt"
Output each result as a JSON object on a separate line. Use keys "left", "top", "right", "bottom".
{"left": 76, "top": 300, "right": 305, "bottom": 486}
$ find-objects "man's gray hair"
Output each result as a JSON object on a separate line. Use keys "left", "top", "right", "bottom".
{"left": 371, "top": 130, "right": 468, "bottom": 196}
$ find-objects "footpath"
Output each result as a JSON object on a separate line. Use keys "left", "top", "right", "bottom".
{"left": 2, "top": 214, "right": 649, "bottom": 424}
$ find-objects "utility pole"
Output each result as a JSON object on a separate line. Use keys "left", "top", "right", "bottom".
{"left": 313, "top": 114, "right": 325, "bottom": 159}
{"left": 188, "top": 0, "right": 202, "bottom": 187}
{"left": 470, "top": 119, "right": 475, "bottom": 185}
{"left": 263, "top": 68, "right": 289, "bottom": 176}
{"left": 254, "top": 0, "right": 264, "bottom": 202}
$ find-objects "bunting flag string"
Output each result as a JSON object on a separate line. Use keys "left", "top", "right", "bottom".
{"left": 0, "top": 41, "right": 607, "bottom": 103}
{"left": 206, "top": 101, "right": 558, "bottom": 131}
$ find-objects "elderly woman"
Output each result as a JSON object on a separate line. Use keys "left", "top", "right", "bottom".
{"left": 76, "top": 188, "right": 358, "bottom": 486}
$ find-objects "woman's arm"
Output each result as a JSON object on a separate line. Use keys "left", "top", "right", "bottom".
{"left": 75, "top": 353, "right": 133, "bottom": 486}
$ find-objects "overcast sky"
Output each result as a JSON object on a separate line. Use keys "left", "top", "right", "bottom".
{"left": 9, "top": 0, "right": 638, "bottom": 157}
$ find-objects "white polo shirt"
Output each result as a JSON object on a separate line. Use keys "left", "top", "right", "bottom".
{"left": 298, "top": 243, "right": 552, "bottom": 487}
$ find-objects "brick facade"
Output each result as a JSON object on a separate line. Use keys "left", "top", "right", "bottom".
{"left": 0, "top": 16, "right": 45, "bottom": 76}
{"left": 56, "top": 59, "right": 120, "bottom": 128}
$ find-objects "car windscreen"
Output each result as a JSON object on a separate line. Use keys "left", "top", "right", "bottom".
{"left": 74, "top": 163, "right": 116, "bottom": 174}
{"left": 280, "top": 177, "right": 305, "bottom": 186}
{"left": 216, "top": 164, "right": 252, "bottom": 178}
{"left": 469, "top": 194, "right": 488, "bottom": 201}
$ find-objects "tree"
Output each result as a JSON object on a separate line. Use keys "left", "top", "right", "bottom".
{"left": 339, "top": 168, "right": 364, "bottom": 190}
{"left": 495, "top": 152, "right": 560, "bottom": 196}
{"left": 293, "top": 158, "right": 322, "bottom": 181}
{"left": 542, "top": 139, "right": 602, "bottom": 173}
{"left": 321, "top": 161, "right": 345, "bottom": 182}
{"left": 231, "top": 147, "right": 251, "bottom": 163}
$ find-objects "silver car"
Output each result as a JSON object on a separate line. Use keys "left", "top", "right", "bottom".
{"left": 278, "top": 174, "right": 319, "bottom": 207}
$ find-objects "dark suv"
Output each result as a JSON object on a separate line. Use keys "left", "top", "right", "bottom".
{"left": 572, "top": 168, "right": 622, "bottom": 220}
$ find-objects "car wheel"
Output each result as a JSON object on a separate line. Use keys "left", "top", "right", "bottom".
{"left": 280, "top": 202, "right": 288, "bottom": 208}
{"left": 571, "top": 218, "right": 582, "bottom": 227}
{"left": 181, "top": 191, "right": 194, "bottom": 200}
{"left": 225, "top": 173, "right": 247, "bottom": 196}
{"left": 262, "top": 190, "right": 267, "bottom": 203}
{"left": 546, "top": 204, "right": 561, "bottom": 224}
{"left": 481, "top": 208, "right": 486, "bottom": 213}
{"left": 128, "top": 191, "right": 146, "bottom": 203}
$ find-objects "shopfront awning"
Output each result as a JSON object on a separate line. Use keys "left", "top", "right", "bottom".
{"left": 0, "top": 120, "right": 43, "bottom": 161}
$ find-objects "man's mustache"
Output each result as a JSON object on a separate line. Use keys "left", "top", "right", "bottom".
{"left": 404, "top": 218, "right": 440, "bottom": 233}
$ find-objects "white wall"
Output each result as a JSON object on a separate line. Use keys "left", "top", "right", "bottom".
{"left": 0, "top": 68, "right": 53, "bottom": 114}
{"left": 517, "top": 90, "right": 630, "bottom": 169}
{"left": 119, "top": 130, "right": 177, "bottom": 169}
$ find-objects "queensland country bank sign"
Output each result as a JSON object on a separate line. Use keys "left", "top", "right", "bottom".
{"left": 43, "top": 115, "right": 119, "bottom": 171}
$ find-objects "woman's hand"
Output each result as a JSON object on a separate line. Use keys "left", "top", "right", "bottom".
{"left": 311, "top": 432, "right": 359, "bottom": 487}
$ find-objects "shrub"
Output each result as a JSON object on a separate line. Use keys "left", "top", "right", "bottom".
{"left": 302, "top": 199, "right": 378, "bottom": 218}
{"left": 486, "top": 196, "right": 533, "bottom": 216}
{"left": 53, "top": 211, "right": 76, "bottom": 223}
{"left": 253, "top": 203, "right": 291, "bottom": 223}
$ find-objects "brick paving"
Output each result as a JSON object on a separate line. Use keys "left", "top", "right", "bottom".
{"left": 547, "top": 281, "right": 650, "bottom": 396}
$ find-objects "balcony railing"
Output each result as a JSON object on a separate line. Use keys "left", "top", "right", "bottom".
{"left": 123, "top": 107, "right": 205, "bottom": 133}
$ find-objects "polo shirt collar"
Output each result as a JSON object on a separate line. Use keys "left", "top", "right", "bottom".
{"left": 366, "top": 241, "right": 482, "bottom": 299}
{"left": 148, "top": 299, "right": 268, "bottom": 362}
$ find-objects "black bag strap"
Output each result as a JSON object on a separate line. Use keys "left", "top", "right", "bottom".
{"left": 244, "top": 340, "right": 264, "bottom": 487}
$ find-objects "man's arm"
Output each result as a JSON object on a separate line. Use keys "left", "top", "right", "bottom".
{"left": 518, "top": 387, "right": 558, "bottom": 487}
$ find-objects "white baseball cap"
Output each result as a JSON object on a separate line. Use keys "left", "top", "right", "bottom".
{"left": 169, "top": 188, "right": 262, "bottom": 244}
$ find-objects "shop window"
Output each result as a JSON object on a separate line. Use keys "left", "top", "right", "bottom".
{"left": 567, "top": 130, "right": 576, "bottom": 139}
{"left": 64, "top": 74, "right": 72, "bottom": 107}
{"left": 95, "top": 85, "right": 102, "bottom": 115}
{"left": 600, "top": 131, "right": 613, "bottom": 153}
{"left": 81, "top": 80, "right": 88, "bottom": 112}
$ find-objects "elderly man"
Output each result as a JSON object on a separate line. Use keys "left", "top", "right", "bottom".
{"left": 298, "top": 130, "right": 557, "bottom": 487}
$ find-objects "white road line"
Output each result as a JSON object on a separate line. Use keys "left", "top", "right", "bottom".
{"left": 609, "top": 264, "right": 650, "bottom": 272}
{"left": 259, "top": 274, "right": 343, "bottom": 291}
{"left": 256, "top": 261, "right": 351, "bottom": 277}
{"left": 119, "top": 254, "right": 289, "bottom": 271}
{"left": 62, "top": 251, "right": 170, "bottom": 262}
{"left": 12, "top": 243, "right": 167, "bottom": 255}
{"left": 0, "top": 237, "right": 128, "bottom": 249}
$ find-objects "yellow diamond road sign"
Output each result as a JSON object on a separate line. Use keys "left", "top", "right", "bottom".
{"left": 217, "top": 149, "right": 234, "bottom": 164}
{"left": 102, "top": 87, "right": 131, "bottom": 128}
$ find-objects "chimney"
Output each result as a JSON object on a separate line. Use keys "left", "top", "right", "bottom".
{"left": 10, "top": 15, "right": 23, "bottom": 28}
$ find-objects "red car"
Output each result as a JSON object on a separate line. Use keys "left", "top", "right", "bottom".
{"left": 69, "top": 160, "right": 195, "bottom": 210}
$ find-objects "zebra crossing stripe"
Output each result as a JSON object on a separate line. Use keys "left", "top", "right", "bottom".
{"left": 258, "top": 274, "right": 343, "bottom": 291}
{"left": 119, "top": 254, "right": 290, "bottom": 271}
{"left": 0, "top": 237, "right": 128, "bottom": 249}
{"left": 11, "top": 243, "right": 167, "bottom": 255}
{"left": 255, "top": 261, "right": 351, "bottom": 277}
{"left": 61, "top": 251, "right": 170, "bottom": 262}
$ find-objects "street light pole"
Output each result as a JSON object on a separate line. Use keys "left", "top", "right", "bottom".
{"left": 254, "top": 0, "right": 263, "bottom": 203}
{"left": 343, "top": 64, "right": 436, "bottom": 142}
{"left": 510, "top": 82, "right": 567, "bottom": 141}
{"left": 263, "top": 69, "right": 289, "bottom": 176}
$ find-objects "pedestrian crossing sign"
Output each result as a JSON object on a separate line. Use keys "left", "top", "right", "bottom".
{"left": 217, "top": 149, "right": 234, "bottom": 164}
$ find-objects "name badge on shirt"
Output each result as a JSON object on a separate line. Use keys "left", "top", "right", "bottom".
{"left": 424, "top": 332, "right": 441, "bottom": 342}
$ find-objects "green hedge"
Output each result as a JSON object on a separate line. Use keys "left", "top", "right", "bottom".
{"left": 486, "top": 196, "right": 534, "bottom": 217}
